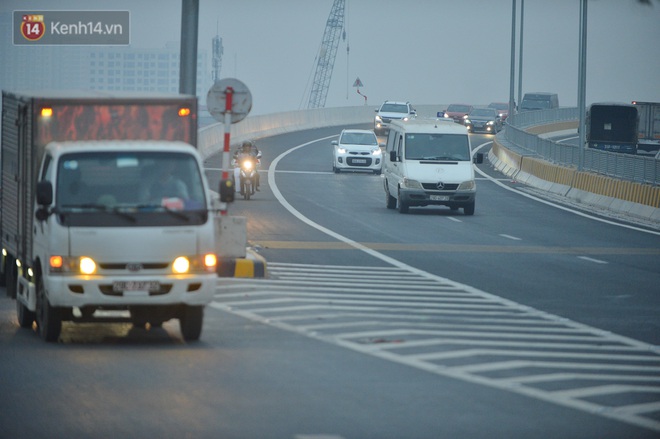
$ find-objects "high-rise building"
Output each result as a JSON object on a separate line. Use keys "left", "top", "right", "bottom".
{"left": 0, "top": 13, "right": 210, "bottom": 99}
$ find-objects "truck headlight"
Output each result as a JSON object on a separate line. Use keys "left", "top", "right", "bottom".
{"left": 173, "top": 254, "right": 217, "bottom": 274}
{"left": 49, "top": 256, "right": 97, "bottom": 274}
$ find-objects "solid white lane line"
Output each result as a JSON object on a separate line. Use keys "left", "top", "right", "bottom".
{"left": 577, "top": 256, "right": 608, "bottom": 264}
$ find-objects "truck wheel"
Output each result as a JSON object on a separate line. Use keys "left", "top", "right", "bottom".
{"left": 5, "top": 256, "right": 17, "bottom": 298}
{"left": 16, "top": 298, "right": 35, "bottom": 328}
{"left": 179, "top": 306, "right": 203, "bottom": 341}
{"left": 464, "top": 201, "right": 475, "bottom": 216}
{"left": 36, "top": 275, "right": 62, "bottom": 342}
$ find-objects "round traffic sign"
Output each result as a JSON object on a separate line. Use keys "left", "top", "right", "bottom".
{"left": 206, "top": 78, "right": 252, "bottom": 123}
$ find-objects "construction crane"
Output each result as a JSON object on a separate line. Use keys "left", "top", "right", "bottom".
{"left": 307, "top": 0, "right": 345, "bottom": 109}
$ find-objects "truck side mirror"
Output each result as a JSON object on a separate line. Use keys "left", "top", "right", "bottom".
{"left": 219, "top": 179, "right": 234, "bottom": 203}
{"left": 36, "top": 181, "right": 53, "bottom": 205}
{"left": 473, "top": 152, "right": 484, "bottom": 164}
{"left": 35, "top": 181, "right": 53, "bottom": 221}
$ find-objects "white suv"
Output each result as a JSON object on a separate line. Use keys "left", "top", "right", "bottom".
{"left": 374, "top": 101, "right": 416, "bottom": 136}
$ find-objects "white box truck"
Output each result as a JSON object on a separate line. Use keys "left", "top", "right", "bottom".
{"left": 1, "top": 91, "right": 218, "bottom": 342}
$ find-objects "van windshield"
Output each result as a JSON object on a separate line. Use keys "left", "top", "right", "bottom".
{"left": 405, "top": 134, "right": 470, "bottom": 161}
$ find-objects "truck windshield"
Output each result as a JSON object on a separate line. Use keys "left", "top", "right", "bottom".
{"left": 405, "top": 134, "right": 470, "bottom": 161}
{"left": 56, "top": 151, "right": 207, "bottom": 225}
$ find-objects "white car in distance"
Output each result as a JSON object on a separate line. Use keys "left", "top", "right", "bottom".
{"left": 332, "top": 129, "right": 383, "bottom": 175}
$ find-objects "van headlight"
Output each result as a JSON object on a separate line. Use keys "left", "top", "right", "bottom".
{"left": 458, "top": 180, "right": 476, "bottom": 191}
{"left": 402, "top": 178, "right": 423, "bottom": 189}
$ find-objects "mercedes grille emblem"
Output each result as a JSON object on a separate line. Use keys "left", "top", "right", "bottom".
{"left": 436, "top": 182, "right": 445, "bottom": 190}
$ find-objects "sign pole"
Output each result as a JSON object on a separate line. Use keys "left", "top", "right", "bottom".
{"left": 220, "top": 86, "right": 234, "bottom": 215}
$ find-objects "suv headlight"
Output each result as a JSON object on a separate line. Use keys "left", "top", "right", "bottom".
{"left": 375, "top": 115, "right": 382, "bottom": 122}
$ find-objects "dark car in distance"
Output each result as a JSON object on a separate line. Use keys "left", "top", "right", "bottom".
{"left": 488, "top": 102, "right": 510, "bottom": 122}
{"left": 465, "top": 107, "right": 503, "bottom": 134}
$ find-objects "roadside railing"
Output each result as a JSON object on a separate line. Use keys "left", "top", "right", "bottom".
{"left": 502, "top": 108, "right": 659, "bottom": 186}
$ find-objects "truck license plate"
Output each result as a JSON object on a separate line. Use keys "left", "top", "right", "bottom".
{"left": 430, "top": 195, "right": 449, "bottom": 201}
{"left": 113, "top": 281, "right": 160, "bottom": 292}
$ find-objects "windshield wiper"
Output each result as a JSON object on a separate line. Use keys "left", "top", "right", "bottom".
{"left": 135, "top": 204, "right": 190, "bottom": 221}
{"left": 60, "top": 203, "right": 137, "bottom": 222}
{"left": 422, "top": 156, "right": 458, "bottom": 161}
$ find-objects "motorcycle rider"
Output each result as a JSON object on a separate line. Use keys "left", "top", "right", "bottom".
{"left": 233, "top": 140, "right": 261, "bottom": 192}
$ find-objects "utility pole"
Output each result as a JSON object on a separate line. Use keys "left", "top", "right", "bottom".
{"left": 179, "top": 0, "right": 199, "bottom": 96}
{"left": 508, "top": 0, "right": 517, "bottom": 119}
{"left": 577, "top": 0, "right": 588, "bottom": 170}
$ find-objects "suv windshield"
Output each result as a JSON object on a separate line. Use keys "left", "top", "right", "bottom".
{"left": 380, "top": 103, "right": 409, "bottom": 113}
{"left": 405, "top": 133, "right": 470, "bottom": 161}
{"left": 470, "top": 109, "right": 496, "bottom": 117}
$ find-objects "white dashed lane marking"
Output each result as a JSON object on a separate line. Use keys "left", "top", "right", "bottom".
{"left": 212, "top": 262, "right": 660, "bottom": 433}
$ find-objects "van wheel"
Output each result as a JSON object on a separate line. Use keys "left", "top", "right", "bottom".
{"left": 464, "top": 202, "right": 475, "bottom": 216}
{"left": 36, "top": 274, "right": 62, "bottom": 342}
{"left": 385, "top": 186, "right": 396, "bottom": 209}
{"left": 397, "top": 190, "right": 409, "bottom": 214}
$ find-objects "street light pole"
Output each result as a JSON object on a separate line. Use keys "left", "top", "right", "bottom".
{"left": 517, "top": 0, "right": 524, "bottom": 109}
{"left": 509, "top": 0, "right": 517, "bottom": 120}
{"left": 577, "top": 0, "right": 588, "bottom": 171}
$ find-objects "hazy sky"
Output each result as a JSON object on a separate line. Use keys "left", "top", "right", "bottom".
{"left": 3, "top": 0, "right": 660, "bottom": 115}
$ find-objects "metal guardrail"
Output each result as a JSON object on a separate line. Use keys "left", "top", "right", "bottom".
{"left": 502, "top": 108, "right": 660, "bottom": 186}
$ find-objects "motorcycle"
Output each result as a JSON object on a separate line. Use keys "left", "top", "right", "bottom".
{"left": 236, "top": 155, "right": 258, "bottom": 200}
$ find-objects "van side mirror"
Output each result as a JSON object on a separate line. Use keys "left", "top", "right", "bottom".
{"left": 390, "top": 150, "right": 398, "bottom": 162}
{"left": 473, "top": 152, "right": 484, "bottom": 164}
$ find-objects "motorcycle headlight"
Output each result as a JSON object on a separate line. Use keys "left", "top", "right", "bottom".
{"left": 242, "top": 160, "right": 253, "bottom": 170}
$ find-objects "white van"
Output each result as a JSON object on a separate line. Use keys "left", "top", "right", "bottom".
{"left": 383, "top": 119, "right": 483, "bottom": 215}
